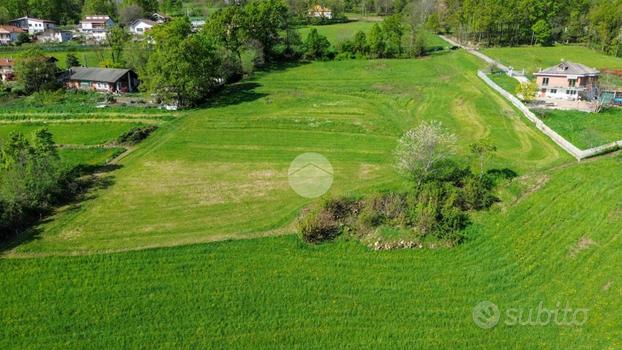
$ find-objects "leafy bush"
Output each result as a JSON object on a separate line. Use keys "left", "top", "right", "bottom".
{"left": 0, "top": 129, "right": 69, "bottom": 238}
{"left": 116, "top": 126, "right": 158, "bottom": 146}
{"left": 303, "top": 29, "right": 333, "bottom": 60}
{"left": 297, "top": 206, "right": 340, "bottom": 243}
{"left": 297, "top": 162, "right": 503, "bottom": 247}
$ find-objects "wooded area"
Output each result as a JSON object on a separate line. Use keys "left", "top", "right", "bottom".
{"left": 432, "top": 0, "right": 622, "bottom": 56}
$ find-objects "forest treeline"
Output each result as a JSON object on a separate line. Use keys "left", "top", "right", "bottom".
{"left": 3, "top": 0, "right": 622, "bottom": 56}
{"left": 429, "top": 0, "right": 622, "bottom": 55}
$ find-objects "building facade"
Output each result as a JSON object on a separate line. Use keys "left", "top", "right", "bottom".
{"left": 9, "top": 17, "right": 56, "bottom": 35}
{"left": 129, "top": 19, "right": 156, "bottom": 35}
{"left": 67, "top": 67, "right": 139, "bottom": 93}
{"left": 36, "top": 29, "right": 73, "bottom": 43}
{"left": 80, "top": 16, "right": 115, "bottom": 42}
{"left": 534, "top": 61, "right": 599, "bottom": 101}
{"left": 308, "top": 5, "right": 333, "bottom": 19}
{"left": 0, "top": 25, "right": 25, "bottom": 45}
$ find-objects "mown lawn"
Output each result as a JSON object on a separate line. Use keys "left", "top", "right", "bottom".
{"left": 1, "top": 156, "right": 621, "bottom": 348}
{"left": 0, "top": 122, "right": 144, "bottom": 145}
{"left": 3, "top": 50, "right": 565, "bottom": 255}
{"left": 483, "top": 45, "right": 622, "bottom": 76}
{"left": 58, "top": 147, "right": 125, "bottom": 167}
{"left": 537, "top": 107, "right": 622, "bottom": 149}
{"left": 4, "top": 40, "right": 622, "bottom": 349}
{"left": 488, "top": 71, "right": 519, "bottom": 94}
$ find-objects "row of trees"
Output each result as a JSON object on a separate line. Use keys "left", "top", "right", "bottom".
{"left": 337, "top": 14, "right": 427, "bottom": 59}
{"left": 428, "top": 0, "right": 622, "bottom": 56}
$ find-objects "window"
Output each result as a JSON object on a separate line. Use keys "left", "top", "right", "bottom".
{"left": 542, "top": 77, "right": 549, "bottom": 86}
{"left": 550, "top": 89, "right": 557, "bottom": 94}
{"left": 568, "top": 79, "right": 576, "bottom": 87}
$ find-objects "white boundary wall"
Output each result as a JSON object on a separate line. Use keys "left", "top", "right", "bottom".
{"left": 477, "top": 71, "right": 622, "bottom": 161}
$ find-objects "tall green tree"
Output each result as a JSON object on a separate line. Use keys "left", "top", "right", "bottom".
{"left": 531, "top": 19, "right": 552, "bottom": 46}
{"left": 368, "top": 23, "right": 386, "bottom": 58}
{"left": 383, "top": 14, "right": 404, "bottom": 57}
{"left": 144, "top": 18, "right": 224, "bottom": 107}
{"left": 15, "top": 51, "right": 60, "bottom": 95}
{"left": 303, "top": 28, "right": 331, "bottom": 59}
{"left": 82, "top": 0, "right": 116, "bottom": 16}
{"left": 241, "top": 0, "right": 289, "bottom": 57}
{"left": 205, "top": 5, "right": 246, "bottom": 58}
{"left": 107, "top": 26, "right": 131, "bottom": 65}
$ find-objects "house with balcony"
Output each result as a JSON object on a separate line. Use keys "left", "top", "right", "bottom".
{"left": 534, "top": 61, "right": 599, "bottom": 101}
{"left": 9, "top": 17, "right": 56, "bottom": 35}
{"left": 80, "top": 15, "right": 115, "bottom": 42}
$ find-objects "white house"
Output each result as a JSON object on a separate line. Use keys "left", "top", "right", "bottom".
{"left": 190, "top": 17, "right": 206, "bottom": 31}
{"left": 36, "top": 29, "right": 73, "bottom": 43}
{"left": 0, "top": 25, "right": 25, "bottom": 45}
{"left": 80, "top": 15, "right": 115, "bottom": 42}
{"left": 9, "top": 17, "right": 56, "bottom": 35}
{"left": 308, "top": 5, "right": 333, "bottom": 19}
{"left": 129, "top": 19, "right": 156, "bottom": 35}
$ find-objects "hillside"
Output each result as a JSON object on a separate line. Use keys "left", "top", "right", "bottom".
{"left": 1, "top": 156, "right": 621, "bottom": 348}
{"left": 3, "top": 51, "right": 564, "bottom": 255}
{"left": 2, "top": 44, "right": 621, "bottom": 349}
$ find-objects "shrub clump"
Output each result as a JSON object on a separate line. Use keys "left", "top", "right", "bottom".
{"left": 116, "top": 125, "right": 158, "bottom": 146}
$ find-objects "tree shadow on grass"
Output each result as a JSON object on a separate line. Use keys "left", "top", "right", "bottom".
{"left": 487, "top": 168, "right": 519, "bottom": 180}
{"left": 200, "top": 61, "right": 311, "bottom": 109}
{"left": 201, "top": 82, "right": 268, "bottom": 109}
{"left": 0, "top": 164, "right": 122, "bottom": 254}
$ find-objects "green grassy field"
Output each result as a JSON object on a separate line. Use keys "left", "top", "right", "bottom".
{"left": 2, "top": 50, "right": 566, "bottom": 255}
{"left": 299, "top": 21, "right": 448, "bottom": 48}
{"left": 58, "top": 147, "right": 125, "bottom": 167}
{"left": 537, "top": 107, "right": 622, "bottom": 149}
{"left": 0, "top": 122, "right": 144, "bottom": 145}
{"left": 4, "top": 45, "right": 622, "bottom": 348}
{"left": 488, "top": 71, "right": 519, "bottom": 94}
{"left": 1, "top": 156, "right": 621, "bottom": 348}
{"left": 483, "top": 45, "right": 622, "bottom": 76}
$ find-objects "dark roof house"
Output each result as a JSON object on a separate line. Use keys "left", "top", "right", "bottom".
{"left": 67, "top": 67, "right": 138, "bottom": 93}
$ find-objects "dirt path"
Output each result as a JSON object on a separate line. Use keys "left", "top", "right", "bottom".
{"left": 440, "top": 35, "right": 530, "bottom": 83}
